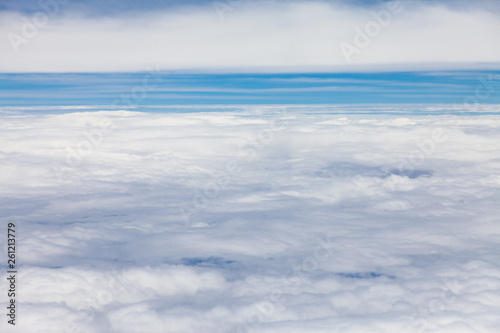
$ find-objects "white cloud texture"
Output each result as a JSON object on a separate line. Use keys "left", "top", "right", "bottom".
{"left": 0, "top": 1, "right": 499, "bottom": 72}
{"left": 0, "top": 105, "right": 499, "bottom": 332}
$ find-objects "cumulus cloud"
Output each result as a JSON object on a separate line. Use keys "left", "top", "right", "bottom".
{"left": 0, "top": 0, "right": 499, "bottom": 72}
{"left": 0, "top": 105, "right": 499, "bottom": 332}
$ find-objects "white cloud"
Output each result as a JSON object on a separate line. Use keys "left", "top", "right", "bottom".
{"left": 0, "top": 1, "right": 499, "bottom": 72}
{"left": 0, "top": 105, "right": 499, "bottom": 332}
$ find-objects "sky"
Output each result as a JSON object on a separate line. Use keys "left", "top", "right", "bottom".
{"left": 1, "top": 0, "right": 499, "bottom": 105}
{"left": 0, "top": 71, "right": 499, "bottom": 106}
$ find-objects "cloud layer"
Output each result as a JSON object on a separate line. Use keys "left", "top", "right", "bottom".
{"left": 1, "top": 0, "right": 499, "bottom": 72}
{"left": 0, "top": 106, "right": 499, "bottom": 332}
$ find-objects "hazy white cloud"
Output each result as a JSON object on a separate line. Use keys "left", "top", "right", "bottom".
{"left": 0, "top": 106, "right": 499, "bottom": 332}
{"left": 0, "top": 1, "right": 499, "bottom": 72}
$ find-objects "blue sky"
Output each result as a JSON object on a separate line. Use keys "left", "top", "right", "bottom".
{"left": 0, "top": 0, "right": 499, "bottom": 106}
{"left": 0, "top": 71, "right": 498, "bottom": 106}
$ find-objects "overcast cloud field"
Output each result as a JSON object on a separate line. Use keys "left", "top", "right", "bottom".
{"left": 0, "top": 105, "right": 499, "bottom": 332}
{"left": 1, "top": 0, "right": 500, "bottom": 332}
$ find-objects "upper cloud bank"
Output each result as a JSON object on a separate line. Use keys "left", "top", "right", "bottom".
{"left": 0, "top": 0, "right": 499, "bottom": 72}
